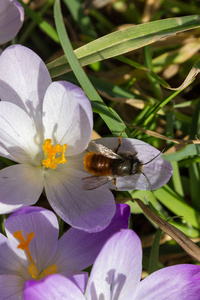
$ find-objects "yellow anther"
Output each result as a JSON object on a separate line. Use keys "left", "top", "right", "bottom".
{"left": 42, "top": 139, "right": 67, "bottom": 169}
{"left": 14, "top": 230, "right": 57, "bottom": 280}
{"left": 39, "top": 264, "right": 58, "bottom": 279}
{"left": 28, "top": 263, "right": 38, "bottom": 279}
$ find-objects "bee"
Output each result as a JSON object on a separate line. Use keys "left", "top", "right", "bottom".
{"left": 82, "top": 136, "right": 163, "bottom": 191}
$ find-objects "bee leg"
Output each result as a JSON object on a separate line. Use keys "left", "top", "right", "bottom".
{"left": 82, "top": 175, "right": 96, "bottom": 180}
{"left": 113, "top": 178, "right": 118, "bottom": 191}
{"left": 115, "top": 132, "right": 123, "bottom": 153}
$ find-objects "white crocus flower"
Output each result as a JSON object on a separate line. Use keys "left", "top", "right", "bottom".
{"left": 0, "top": 45, "right": 115, "bottom": 232}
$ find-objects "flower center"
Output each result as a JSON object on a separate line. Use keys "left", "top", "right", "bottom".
{"left": 14, "top": 230, "right": 57, "bottom": 280}
{"left": 42, "top": 139, "right": 67, "bottom": 169}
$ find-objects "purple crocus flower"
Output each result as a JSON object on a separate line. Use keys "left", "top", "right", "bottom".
{"left": 0, "top": 204, "right": 130, "bottom": 299}
{"left": 0, "top": 0, "right": 24, "bottom": 45}
{"left": 0, "top": 44, "right": 116, "bottom": 232}
{"left": 24, "top": 229, "right": 200, "bottom": 299}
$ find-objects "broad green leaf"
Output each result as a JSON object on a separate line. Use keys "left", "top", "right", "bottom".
{"left": 47, "top": 15, "right": 200, "bottom": 77}
{"left": 164, "top": 144, "right": 200, "bottom": 161}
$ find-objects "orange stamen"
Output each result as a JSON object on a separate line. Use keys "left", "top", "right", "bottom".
{"left": 42, "top": 139, "right": 67, "bottom": 169}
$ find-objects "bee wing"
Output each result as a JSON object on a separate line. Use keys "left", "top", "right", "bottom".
{"left": 88, "top": 141, "right": 122, "bottom": 159}
{"left": 82, "top": 175, "right": 115, "bottom": 190}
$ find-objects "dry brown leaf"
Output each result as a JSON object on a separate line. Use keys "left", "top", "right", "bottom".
{"left": 91, "top": 130, "right": 101, "bottom": 140}
{"left": 134, "top": 198, "right": 200, "bottom": 262}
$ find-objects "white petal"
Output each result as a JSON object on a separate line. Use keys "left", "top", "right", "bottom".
{"left": 0, "top": 145, "right": 15, "bottom": 161}
{"left": 0, "top": 45, "right": 51, "bottom": 133}
{"left": 44, "top": 167, "right": 115, "bottom": 232}
{"left": 42, "top": 81, "right": 93, "bottom": 156}
{"left": 0, "top": 164, "right": 44, "bottom": 213}
{"left": 0, "top": 102, "right": 41, "bottom": 163}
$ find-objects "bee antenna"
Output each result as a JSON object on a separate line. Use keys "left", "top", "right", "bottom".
{"left": 141, "top": 148, "right": 165, "bottom": 166}
{"left": 140, "top": 171, "right": 154, "bottom": 193}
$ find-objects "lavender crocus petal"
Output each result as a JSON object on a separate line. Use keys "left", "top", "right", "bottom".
{"left": 14, "top": 1, "right": 24, "bottom": 21}
{"left": 134, "top": 264, "right": 200, "bottom": 300}
{"left": 42, "top": 81, "right": 92, "bottom": 156}
{"left": 0, "top": 233, "right": 28, "bottom": 276}
{"left": 87, "top": 229, "right": 142, "bottom": 300}
{"left": 0, "top": 102, "right": 39, "bottom": 163}
{"left": 0, "top": 0, "right": 24, "bottom": 44}
{"left": 0, "top": 275, "right": 24, "bottom": 300}
{"left": 0, "top": 164, "right": 44, "bottom": 214}
{"left": 0, "top": 45, "right": 51, "bottom": 133}
{"left": 45, "top": 167, "right": 115, "bottom": 232}
{"left": 51, "top": 204, "right": 130, "bottom": 273}
{"left": 24, "top": 274, "right": 85, "bottom": 300}
{"left": 5, "top": 207, "right": 59, "bottom": 271}
{"left": 91, "top": 138, "right": 173, "bottom": 190}
{"left": 69, "top": 272, "right": 88, "bottom": 294}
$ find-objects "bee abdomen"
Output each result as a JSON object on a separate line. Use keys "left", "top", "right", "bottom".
{"left": 84, "top": 152, "right": 112, "bottom": 176}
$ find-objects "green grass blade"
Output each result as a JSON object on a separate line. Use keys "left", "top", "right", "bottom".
{"left": 143, "top": 45, "right": 163, "bottom": 100}
{"left": 171, "top": 161, "right": 184, "bottom": 197}
{"left": 189, "top": 98, "right": 200, "bottom": 139}
{"left": 142, "top": 88, "right": 189, "bottom": 127}
{"left": 60, "top": 71, "right": 145, "bottom": 100}
{"left": 189, "top": 163, "right": 200, "bottom": 211}
{"left": 62, "top": 0, "right": 97, "bottom": 38}
{"left": 155, "top": 186, "right": 200, "bottom": 229}
{"left": 148, "top": 228, "right": 162, "bottom": 274}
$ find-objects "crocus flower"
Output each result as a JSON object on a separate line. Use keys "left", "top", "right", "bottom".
{"left": 24, "top": 229, "right": 200, "bottom": 299}
{"left": 81, "top": 137, "right": 173, "bottom": 191}
{"left": 0, "top": 44, "right": 116, "bottom": 232}
{"left": 0, "top": 204, "right": 130, "bottom": 299}
{"left": 0, "top": 0, "right": 24, "bottom": 45}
